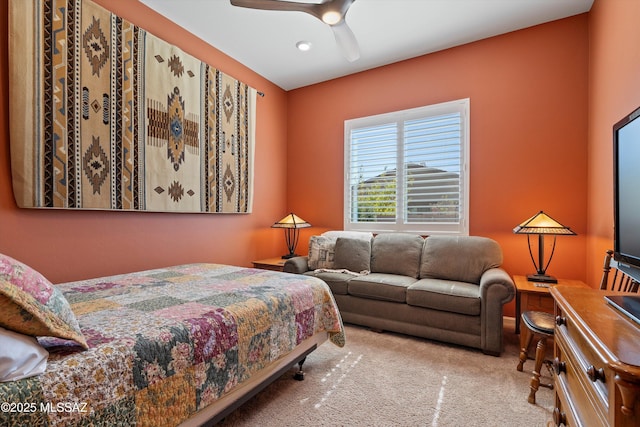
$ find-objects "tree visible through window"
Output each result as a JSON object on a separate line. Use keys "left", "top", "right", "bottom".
{"left": 344, "top": 99, "right": 469, "bottom": 235}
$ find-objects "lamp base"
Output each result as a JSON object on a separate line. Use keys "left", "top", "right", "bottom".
{"left": 281, "top": 253, "right": 298, "bottom": 259}
{"left": 526, "top": 273, "right": 558, "bottom": 284}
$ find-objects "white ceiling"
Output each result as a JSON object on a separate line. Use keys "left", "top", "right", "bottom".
{"left": 140, "top": 0, "right": 594, "bottom": 91}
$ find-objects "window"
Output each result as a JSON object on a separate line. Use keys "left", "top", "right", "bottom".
{"left": 344, "top": 98, "right": 469, "bottom": 235}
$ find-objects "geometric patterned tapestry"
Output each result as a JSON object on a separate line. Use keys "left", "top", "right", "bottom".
{"left": 8, "top": 0, "right": 255, "bottom": 213}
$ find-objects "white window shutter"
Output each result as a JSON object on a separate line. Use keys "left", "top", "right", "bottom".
{"left": 344, "top": 98, "right": 469, "bottom": 235}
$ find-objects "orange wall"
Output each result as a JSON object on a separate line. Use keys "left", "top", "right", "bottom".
{"left": 586, "top": 0, "right": 640, "bottom": 287}
{"left": 4, "top": 0, "right": 636, "bottom": 303}
{"left": 287, "top": 14, "right": 589, "bottom": 303}
{"left": 0, "top": 0, "right": 290, "bottom": 283}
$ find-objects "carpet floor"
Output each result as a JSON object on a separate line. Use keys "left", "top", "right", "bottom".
{"left": 219, "top": 320, "right": 554, "bottom": 426}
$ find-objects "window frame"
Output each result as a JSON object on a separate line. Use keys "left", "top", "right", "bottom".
{"left": 343, "top": 98, "right": 470, "bottom": 235}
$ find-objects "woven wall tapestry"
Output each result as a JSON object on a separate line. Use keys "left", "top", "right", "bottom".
{"left": 9, "top": 0, "right": 256, "bottom": 213}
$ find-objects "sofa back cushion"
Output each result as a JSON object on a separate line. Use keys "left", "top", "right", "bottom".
{"left": 419, "top": 236, "right": 502, "bottom": 284}
{"left": 370, "top": 233, "right": 424, "bottom": 278}
{"left": 333, "top": 237, "right": 372, "bottom": 273}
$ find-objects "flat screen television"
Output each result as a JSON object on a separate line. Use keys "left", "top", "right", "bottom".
{"left": 613, "top": 105, "right": 640, "bottom": 279}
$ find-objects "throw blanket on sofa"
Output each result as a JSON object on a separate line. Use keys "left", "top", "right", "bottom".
{"left": 0, "top": 264, "right": 344, "bottom": 426}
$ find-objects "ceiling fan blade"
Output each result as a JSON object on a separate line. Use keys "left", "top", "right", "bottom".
{"left": 230, "top": 0, "right": 315, "bottom": 15}
{"left": 231, "top": 0, "right": 356, "bottom": 23}
{"left": 331, "top": 20, "right": 360, "bottom": 62}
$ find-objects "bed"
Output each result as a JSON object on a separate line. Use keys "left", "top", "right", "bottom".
{"left": 0, "top": 256, "right": 345, "bottom": 426}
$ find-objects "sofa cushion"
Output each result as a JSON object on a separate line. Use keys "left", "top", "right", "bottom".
{"left": 407, "top": 278, "right": 481, "bottom": 316}
{"left": 303, "top": 271, "right": 351, "bottom": 295}
{"left": 419, "top": 236, "right": 502, "bottom": 284}
{"left": 333, "top": 237, "right": 371, "bottom": 273}
{"left": 307, "top": 235, "right": 336, "bottom": 270}
{"left": 370, "top": 233, "right": 424, "bottom": 278}
{"left": 348, "top": 273, "right": 417, "bottom": 303}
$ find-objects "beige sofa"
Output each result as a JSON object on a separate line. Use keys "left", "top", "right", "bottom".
{"left": 284, "top": 232, "right": 515, "bottom": 356}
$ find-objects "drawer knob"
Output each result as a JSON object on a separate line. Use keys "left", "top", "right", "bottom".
{"left": 553, "top": 357, "right": 566, "bottom": 375}
{"left": 555, "top": 315, "right": 566, "bottom": 326}
{"left": 587, "top": 365, "right": 606, "bottom": 383}
{"left": 552, "top": 407, "right": 567, "bottom": 426}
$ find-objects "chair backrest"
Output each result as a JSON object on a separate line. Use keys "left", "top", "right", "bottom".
{"left": 600, "top": 250, "right": 640, "bottom": 292}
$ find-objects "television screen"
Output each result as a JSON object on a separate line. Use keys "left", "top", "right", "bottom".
{"left": 613, "top": 106, "right": 640, "bottom": 272}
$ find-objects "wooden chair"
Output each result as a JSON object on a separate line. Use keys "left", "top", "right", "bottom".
{"left": 516, "top": 310, "right": 554, "bottom": 404}
{"left": 599, "top": 249, "right": 640, "bottom": 292}
{"left": 517, "top": 249, "right": 640, "bottom": 404}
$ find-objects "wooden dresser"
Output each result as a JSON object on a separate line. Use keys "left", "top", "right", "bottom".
{"left": 550, "top": 286, "right": 640, "bottom": 427}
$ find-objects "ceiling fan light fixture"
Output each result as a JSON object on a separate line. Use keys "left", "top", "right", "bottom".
{"left": 230, "top": 0, "right": 360, "bottom": 61}
{"left": 296, "top": 40, "right": 312, "bottom": 52}
{"left": 321, "top": 10, "right": 342, "bottom": 25}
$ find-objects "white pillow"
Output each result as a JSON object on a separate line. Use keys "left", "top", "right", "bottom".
{"left": 0, "top": 326, "right": 48, "bottom": 382}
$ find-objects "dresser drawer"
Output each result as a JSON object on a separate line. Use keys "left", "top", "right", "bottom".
{"left": 555, "top": 326, "right": 608, "bottom": 427}
{"left": 557, "top": 311, "right": 609, "bottom": 400}
{"left": 554, "top": 365, "right": 582, "bottom": 427}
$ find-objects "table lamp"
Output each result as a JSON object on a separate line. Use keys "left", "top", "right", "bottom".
{"left": 513, "top": 211, "right": 576, "bottom": 283}
{"left": 271, "top": 213, "right": 311, "bottom": 259}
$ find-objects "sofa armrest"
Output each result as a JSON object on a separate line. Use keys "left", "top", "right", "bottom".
{"left": 479, "top": 268, "right": 516, "bottom": 303}
{"left": 478, "top": 268, "right": 516, "bottom": 355}
{"left": 284, "top": 256, "right": 310, "bottom": 274}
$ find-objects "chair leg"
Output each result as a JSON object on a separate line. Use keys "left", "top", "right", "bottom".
{"left": 517, "top": 326, "right": 533, "bottom": 372}
{"left": 528, "top": 337, "right": 547, "bottom": 404}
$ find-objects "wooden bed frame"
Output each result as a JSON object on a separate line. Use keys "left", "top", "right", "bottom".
{"left": 180, "top": 332, "right": 328, "bottom": 426}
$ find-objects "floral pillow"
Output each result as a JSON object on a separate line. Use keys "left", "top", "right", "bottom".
{"left": 0, "top": 253, "right": 88, "bottom": 349}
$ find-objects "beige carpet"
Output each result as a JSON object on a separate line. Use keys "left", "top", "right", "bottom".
{"left": 219, "top": 320, "right": 554, "bottom": 426}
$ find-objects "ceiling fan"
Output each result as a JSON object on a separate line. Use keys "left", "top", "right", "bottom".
{"left": 230, "top": 0, "right": 360, "bottom": 62}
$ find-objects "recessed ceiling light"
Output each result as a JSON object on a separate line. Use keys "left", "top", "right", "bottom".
{"left": 296, "top": 41, "right": 312, "bottom": 52}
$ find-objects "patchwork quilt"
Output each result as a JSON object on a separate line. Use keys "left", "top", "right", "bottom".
{"left": 0, "top": 264, "right": 344, "bottom": 426}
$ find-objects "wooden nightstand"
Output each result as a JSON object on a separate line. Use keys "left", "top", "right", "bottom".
{"left": 513, "top": 275, "right": 587, "bottom": 334}
{"left": 252, "top": 257, "right": 286, "bottom": 272}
